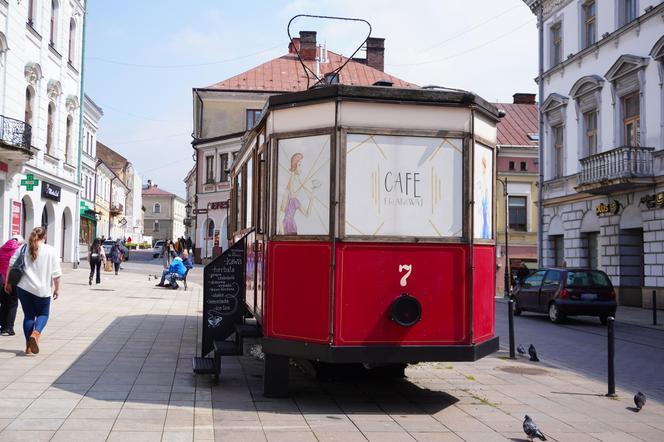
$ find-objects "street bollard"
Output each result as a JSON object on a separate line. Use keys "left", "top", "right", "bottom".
{"left": 653, "top": 290, "right": 658, "bottom": 326}
{"left": 606, "top": 316, "right": 616, "bottom": 397}
{"left": 508, "top": 298, "right": 516, "bottom": 359}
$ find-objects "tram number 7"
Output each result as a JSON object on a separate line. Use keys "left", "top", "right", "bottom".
{"left": 399, "top": 264, "right": 413, "bottom": 287}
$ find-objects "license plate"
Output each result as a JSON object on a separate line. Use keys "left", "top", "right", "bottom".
{"left": 581, "top": 293, "right": 598, "bottom": 301}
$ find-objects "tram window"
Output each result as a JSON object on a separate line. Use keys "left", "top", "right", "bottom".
{"left": 345, "top": 134, "right": 463, "bottom": 238}
{"left": 257, "top": 150, "right": 266, "bottom": 233}
{"left": 236, "top": 171, "right": 243, "bottom": 231}
{"left": 276, "top": 135, "right": 331, "bottom": 236}
{"left": 246, "top": 157, "right": 254, "bottom": 229}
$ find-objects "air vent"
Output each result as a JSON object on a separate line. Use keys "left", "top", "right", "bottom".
{"left": 372, "top": 80, "right": 393, "bottom": 87}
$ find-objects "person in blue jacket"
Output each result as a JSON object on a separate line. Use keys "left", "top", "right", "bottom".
{"left": 155, "top": 256, "right": 186, "bottom": 288}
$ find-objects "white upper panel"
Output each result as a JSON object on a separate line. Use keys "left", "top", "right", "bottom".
{"left": 340, "top": 102, "right": 471, "bottom": 132}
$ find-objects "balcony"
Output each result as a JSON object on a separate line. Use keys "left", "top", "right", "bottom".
{"left": 0, "top": 115, "right": 33, "bottom": 162}
{"left": 109, "top": 203, "right": 124, "bottom": 215}
{"left": 576, "top": 146, "right": 655, "bottom": 195}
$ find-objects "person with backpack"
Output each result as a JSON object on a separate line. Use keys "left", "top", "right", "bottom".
{"left": 0, "top": 235, "right": 24, "bottom": 336}
{"left": 88, "top": 238, "right": 106, "bottom": 285}
{"left": 109, "top": 240, "right": 128, "bottom": 275}
{"left": 5, "top": 226, "right": 61, "bottom": 355}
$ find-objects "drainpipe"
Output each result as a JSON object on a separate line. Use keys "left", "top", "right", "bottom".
{"left": 74, "top": 5, "right": 88, "bottom": 268}
{"left": 536, "top": 2, "right": 544, "bottom": 266}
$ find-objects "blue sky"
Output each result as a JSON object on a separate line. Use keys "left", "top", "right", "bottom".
{"left": 85, "top": 0, "right": 537, "bottom": 197}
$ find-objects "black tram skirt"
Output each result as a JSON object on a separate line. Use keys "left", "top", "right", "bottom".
{"left": 261, "top": 336, "right": 499, "bottom": 364}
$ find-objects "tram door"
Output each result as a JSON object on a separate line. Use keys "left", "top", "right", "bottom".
{"left": 254, "top": 146, "right": 267, "bottom": 320}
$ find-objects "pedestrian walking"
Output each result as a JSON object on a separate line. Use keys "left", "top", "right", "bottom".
{"left": 178, "top": 237, "right": 186, "bottom": 255}
{"left": 185, "top": 236, "right": 193, "bottom": 254}
{"left": 110, "top": 240, "right": 127, "bottom": 275}
{"left": 161, "top": 240, "right": 172, "bottom": 269}
{"left": 88, "top": 238, "right": 106, "bottom": 285}
{"left": 0, "top": 235, "right": 24, "bottom": 336}
{"left": 6, "top": 226, "right": 61, "bottom": 355}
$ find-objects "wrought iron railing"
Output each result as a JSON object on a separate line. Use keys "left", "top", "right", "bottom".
{"left": 578, "top": 146, "right": 654, "bottom": 185}
{"left": 0, "top": 115, "right": 32, "bottom": 150}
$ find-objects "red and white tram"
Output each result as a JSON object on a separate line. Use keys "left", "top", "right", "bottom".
{"left": 228, "top": 84, "right": 501, "bottom": 396}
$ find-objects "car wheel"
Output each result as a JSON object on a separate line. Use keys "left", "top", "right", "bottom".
{"left": 548, "top": 302, "right": 564, "bottom": 324}
{"left": 599, "top": 315, "right": 608, "bottom": 325}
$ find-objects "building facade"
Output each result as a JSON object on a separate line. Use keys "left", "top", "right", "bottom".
{"left": 525, "top": 0, "right": 664, "bottom": 307}
{"left": 189, "top": 31, "right": 413, "bottom": 262}
{"left": 142, "top": 181, "right": 185, "bottom": 242}
{"left": 0, "top": 0, "right": 85, "bottom": 262}
{"left": 494, "top": 94, "right": 540, "bottom": 295}
{"left": 96, "top": 142, "right": 143, "bottom": 242}
{"left": 80, "top": 95, "right": 102, "bottom": 247}
{"left": 94, "top": 159, "right": 112, "bottom": 239}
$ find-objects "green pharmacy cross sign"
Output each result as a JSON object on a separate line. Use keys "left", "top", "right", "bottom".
{"left": 20, "top": 174, "right": 40, "bottom": 191}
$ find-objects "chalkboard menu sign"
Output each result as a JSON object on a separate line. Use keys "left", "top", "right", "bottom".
{"left": 201, "top": 237, "right": 246, "bottom": 357}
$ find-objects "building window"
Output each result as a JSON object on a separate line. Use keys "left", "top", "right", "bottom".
{"left": 620, "top": 0, "right": 638, "bottom": 26}
{"left": 65, "top": 116, "right": 72, "bottom": 163}
{"left": 582, "top": 1, "right": 596, "bottom": 48}
{"left": 27, "top": 0, "right": 36, "bottom": 27}
{"left": 50, "top": 0, "right": 58, "bottom": 47}
{"left": 46, "top": 102, "right": 55, "bottom": 155}
{"left": 520, "top": 161, "right": 527, "bottom": 171}
{"left": 508, "top": 196, "right": 527, "bottom": 232}
{"left": 68, "top": 18, "right": 76, "bottom": 63}
{"left": 246, "top": 109, "right": 261, "bottom": 130}
{"left": 623, "top": 92, "right": 639, "bottom": 146}
{"left": 154, "top": 220, "right": 159, "bottom": 232}
{"left": 205, "top": 156, "right": 214, "bottom": 183}
{"left": 220, "top": 153, "right": 229, "bottom": 182}
{"left": 584, "top": 111, "right": 598, "bottom": 155}
{"left": 552, "top": 125, "right": 564, "bottom": 178}
{"left": 553, "top": 235, "right": 565, "bottom": 267}
{"left": 509, "top": 161, "right": 515, "bottom": 171}
{"left": 153, "top": 203, "right": 161, "bottom": 214}
{"left": 24, "top": 87, "right": 34, "bottom": 127}
{"left": 550, "top": 22, "right": 562, "bottom": 66}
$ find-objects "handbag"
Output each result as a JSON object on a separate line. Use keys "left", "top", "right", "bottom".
{"left": 7, "top": 245, "right": 27, "bottom": 286}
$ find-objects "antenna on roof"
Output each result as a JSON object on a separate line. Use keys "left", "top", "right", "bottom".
{"left": 287, "top": 14, "right": 372, "bottom": 89}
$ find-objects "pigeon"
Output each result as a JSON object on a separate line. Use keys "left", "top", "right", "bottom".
{"left": 523, "top": 415, "right": 547, "bottom": 441}
{"left": 529, "top": 344, "right": 539, "bottom": 362}
{"left": 517, "top": 344, "right": 526, "bottom": 355}
{"left": 634, "top": 391, "right": 646, "bottom": 411}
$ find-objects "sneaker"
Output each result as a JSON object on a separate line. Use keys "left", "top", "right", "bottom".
{"left": 28, "top": 331, "right": 40, "bottom": 354}
{"left": 6, "top": 329, "right": 15, "bottom": 336}
{"left": 155, "top": 283, "right": 165, "bottom": 287}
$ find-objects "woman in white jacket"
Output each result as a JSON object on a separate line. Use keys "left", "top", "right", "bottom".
{"left": 5, "top": 226, "right": 61, "bottom": 355}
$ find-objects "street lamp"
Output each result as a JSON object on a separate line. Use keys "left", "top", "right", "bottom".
{"left": 185, "top": 203, "right": 192, "bottom": 218}
{"left": 497, "top": 177, "right": 510, "bottom": 299}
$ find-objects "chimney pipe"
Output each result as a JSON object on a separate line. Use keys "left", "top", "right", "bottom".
{"left": 366, "top": 37, "right": 385, "bottom": 72}
{"left": 299, "top": 31, "right": 317, "bottom": 61}
{"left": 513, "top": 93, "right": 536, "bottom": 104}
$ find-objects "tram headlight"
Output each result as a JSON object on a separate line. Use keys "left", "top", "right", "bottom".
{"left": 390, "top": 293, "right": 421, "bottom": 327}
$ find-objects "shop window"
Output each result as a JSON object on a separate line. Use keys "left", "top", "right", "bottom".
{"left": 508, "top": 196, "right": 527, "bottom": 232}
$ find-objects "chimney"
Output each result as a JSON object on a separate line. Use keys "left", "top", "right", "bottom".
{"left": 288, "top": 37, "right": 300, "bottom": 54}
{"left": 513, "top": 93, "right": 536, "bottom": 104}
{"left": 299, "top": 31, "right": 317, "bottom": 61}
{"left": 366, "top": 37, "right": 385, "bottom": 72}
{"left": 147, "top": 179, "right": 152, "bottom": 188}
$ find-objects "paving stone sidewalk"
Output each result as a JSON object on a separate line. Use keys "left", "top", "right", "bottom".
{"left": 0, "top": 266, "right": 662, "bottom": 442}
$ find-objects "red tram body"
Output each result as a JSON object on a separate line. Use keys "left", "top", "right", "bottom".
{"left": 229, "top": 84, "right": 500, "bottom": 395}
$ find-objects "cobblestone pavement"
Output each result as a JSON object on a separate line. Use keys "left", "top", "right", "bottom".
{"left": 0, "top": 264, "right": 662, "bottom": 441}
{"left": 495, "top": 299, "right": 664, "bottom": 402}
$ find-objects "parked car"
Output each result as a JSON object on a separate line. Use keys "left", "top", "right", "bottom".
{"left": 102, "top": 239, "right": 129, "bottom": 261}
{"left": 512, "top": 268, "right": 617, "bottom": 324}
{"left": 153, "top": 240, "right": 165, "bottom": 258}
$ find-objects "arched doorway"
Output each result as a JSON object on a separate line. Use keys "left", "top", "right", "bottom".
{"left": 21, "top": 195, "right": 34, "bottom": 238}
{"left": 618, "top": 204, "right": 644, "bottom": 306}
{"left": 61, "top": 207, "right": 73, "bottom": 262}
{"left": 41, "top": 202, "right": 55, "bottom": 245}
{"left": 206, "top": 219, "right": 215, "bottom": 258}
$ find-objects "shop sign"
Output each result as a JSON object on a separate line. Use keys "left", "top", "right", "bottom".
{"left": 209, "top": 201, "right": 228, "bottom": 210}
{"left": 11, "top": 201, "right": 21, "bottom": 236}
{"left": 41, "top": 181, "right": 61, "bottom": 201}
{"left": 20, "top": 173, "right": 39, "bottom": 191}
{"left": 193, "top": 208, "right": 208, "bottom": 215}
{"left": 595, "top": 200, "right": 620, "bottom": 216}
{"left": 640, "top": 192, "right": 664, "bottom": 209}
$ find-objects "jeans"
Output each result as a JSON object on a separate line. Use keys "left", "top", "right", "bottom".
{"left": 159, "top": 270, "right": 179, "bottom": 286}
{"left": 16, "top": 287, "right": 51, "bottom": 342}
{"left": 90, "top": 258, "right": 101, "bottom": 283}
{"left": 113, "top": 262, "right": 120, "bottom": 274}
{"left": 0, "top": 285, "right": 18, "bottom": 332}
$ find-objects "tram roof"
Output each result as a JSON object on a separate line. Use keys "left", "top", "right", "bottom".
{"left": 265, "top": 84, "right": 502, "bottom": 121}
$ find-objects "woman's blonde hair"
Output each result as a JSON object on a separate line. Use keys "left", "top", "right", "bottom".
{"left": 28, "top": 226, "right": 47, "bottom": 261}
